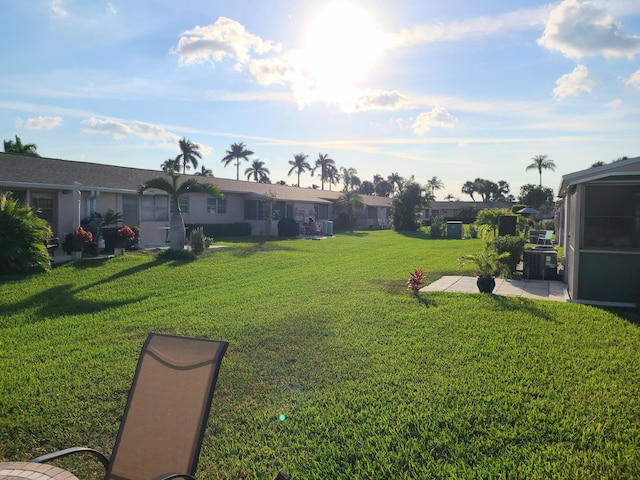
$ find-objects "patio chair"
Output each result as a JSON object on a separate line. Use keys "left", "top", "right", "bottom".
{"left": 537, "top": 230, "right": 553, "bottom": 245}
{"left": 31, "top": 333, "right": 242, "bottom": 480}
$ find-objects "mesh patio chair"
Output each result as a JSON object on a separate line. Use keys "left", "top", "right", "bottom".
{"left": 31, "top": 333, "right": 281, "bottom": 480}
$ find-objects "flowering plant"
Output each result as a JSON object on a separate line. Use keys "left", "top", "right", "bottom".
{"left": 115, "top": 225, "right": 135, "bottom": 247}
{"left": 407, "top": 267, "right": 426, "bottom": 297}
{"left": 71, "top": 227, "right": 93, "bottom": 251}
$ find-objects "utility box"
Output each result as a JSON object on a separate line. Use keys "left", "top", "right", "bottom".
{"left": 446, "top": 221, "right": 463, "bottom": 239}
{"left": 324, "top": 221, "right": 334, "bottom": 236}
{"left": 523, "top": 247, "right": 558, "bottom": 279}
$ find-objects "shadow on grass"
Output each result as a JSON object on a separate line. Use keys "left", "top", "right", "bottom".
{"left": 230, "top": 241, "right": 296, "bottom": 257}
{"left": 1, "top": 283, "right": 150, "bottom": 327}
{"left": 485, "top": 292, "right": 560, "bottom": 323}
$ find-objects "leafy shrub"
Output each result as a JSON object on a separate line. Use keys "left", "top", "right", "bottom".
{"left": 543, "top": 219, "right": 555, "bottom": 231}
{"left": 157, "top": 248, "right": 197, "bottom": 261}
{"left": 469, "top": 224, "right": 478, "bottom": 239}
{"left": 430, "top": 216, "right": 446, "bottom": 238}
{"left": 490, "top": 235, "right": 526, "bottom": 276}
{"left": 278, "top": 218, "right": 300, "bottom": 237}
{"left": 185, "top": 223, "right": 251, "bottom": 237}
{"left": 189, "top": 227, "right": 206, "bottom": 255}
{"left": 0, "top": 193, "right": 52, "bottom": 274}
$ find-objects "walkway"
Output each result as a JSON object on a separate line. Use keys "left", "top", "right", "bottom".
{"left": 420, "top": 276, "right": 567, "bottom": 302}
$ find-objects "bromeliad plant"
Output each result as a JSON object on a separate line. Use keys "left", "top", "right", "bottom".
{"left": 115, "top": 226, "right": 135, "bottom": 248}
{"left": 71, "top": 227, "right": 93, "bottom": 252}
{"left": 407, "top": 267, "right": 426, "bottom": 297}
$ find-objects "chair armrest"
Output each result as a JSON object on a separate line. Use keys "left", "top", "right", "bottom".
{"left": 32, "top": 446, "right": 110, "bottom": 471}
{"left": 153, "top": 474, "right": 196, "bottom": 480}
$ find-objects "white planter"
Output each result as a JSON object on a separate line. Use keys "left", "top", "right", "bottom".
{"left": 113, "top": 248, "right": 125, "bottom": 256}
{"left": 71, "top": 251, "right": 82, "bottom": 260}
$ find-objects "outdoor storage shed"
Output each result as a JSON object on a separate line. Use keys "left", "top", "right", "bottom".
{"left": 557, "top": 157, "right": 640, "bottom": 306}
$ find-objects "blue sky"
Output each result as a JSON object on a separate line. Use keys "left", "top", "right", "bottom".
{"left": 1, "top": 0, "right": 639, "bottom": 199}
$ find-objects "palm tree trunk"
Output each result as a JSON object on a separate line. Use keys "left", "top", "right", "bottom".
{"left": 168, "top": 197, "right": 185, "bottom": 251}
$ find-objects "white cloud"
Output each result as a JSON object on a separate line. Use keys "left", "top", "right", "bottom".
{"left": 538, "top": 0, "right": 640, "bottom": 60}
{"left": 412, "top": 106, "right": 457, "bottom": 135}
{"left": 20, "top": 116, "right": 64, "bottom": 130}
{"left": 106, "top": 3, "right": 117, "bottom": 15}
{"left": 395, "top": 6, "right": 550, "bottom": 47}
{"left": 624, "top": 70, "right": 640, "bottom": 89}
{"left": 606, "top": 98, "right": 622, "bottom": 108}
{"left": 82, "top": 118, "right": 180, "bottom": 144}
{"left": 353, "top": 90, "right": 408, "bottom": 112}
{"left": 173, "top": 17, "right": 282, "bottom": 66}
{"left": 553, "top": 64, "right": 599, "bottom": 99}
{"left": 50, "top": 0, "right": 68, "bottom": 18}
{"left": 248, "top": 58, "right": 295, "bottom": 86}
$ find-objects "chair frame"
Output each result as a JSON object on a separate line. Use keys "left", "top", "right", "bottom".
{"left": 32, "top": 333, "right": 229, "bottom": 480}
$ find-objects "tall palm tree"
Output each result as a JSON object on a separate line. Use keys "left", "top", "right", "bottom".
{"left": 325, "top": 164, "right": 340, "bottom": 191}
{"left": 387, "top": 172, "right": 403, "bottom": 196}
{"left": 245, "top": 159, "right": 270, "bottom": 182}
{"left": 335, "top": 190, "right": 365, "bottom": 229}
{"left": 137, "top": 169, "right": 222, "bottom": 251}
{"left": 340, "top": 166, "right": 360, "bottom": 191}
{"left": 195, "top": 165, "right": 213, "bottom": 177}
{"left": 526, "top": 154, "right": 556, "bottom": 187}
{"left": 426, "top": 176, "right": 444, "bottom": 200}
{"left": 287, "top": 153, "right": 311, "bottom": 187}
{"left": 221, "top": 142, "right": 254, "bottom": 180}
{"left": 461, "top": 180, "right": 477, "bottom": 201}
{"left": 312, "top": 153, "right": 335, "bottom": 190}
{"left": 3, "top": 135, "right": 39, "bottom": 156}
{"left": 176, "top": 137, "right": 202, "bottom": 174}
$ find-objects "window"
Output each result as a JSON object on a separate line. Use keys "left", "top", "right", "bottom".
{"left": 122, "top": 195, "right": 138, "bottom": 224}
{"left": 207, "top": 196, "right": 227, "bottom": 214}
{"left": 178, "top": 195, "right": 189, "bottom": 214}
{"left": 244, "top": 200, "right": 264, "bottom": 220}
{"left": 31, "top": 192, "right": 54, "bottom": 224}
{"left": 141, "top": 195, "right": 168, "bottom": 221}
{"left": 367, "top": 206, "right": 377, "bottom": 219}
{"left": 317, "top": 204, "right": 329, "bottom": 220}
{"left": 583, "top": 184, "right": 640, "bottom": 249}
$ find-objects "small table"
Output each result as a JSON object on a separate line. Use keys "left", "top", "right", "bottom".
{"left": 0, "top": 462, "right": 78, "bottom": 480}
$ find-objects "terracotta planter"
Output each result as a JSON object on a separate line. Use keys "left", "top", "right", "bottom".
{"left": 476, "top": 275, "right": 496, "bottom": 293}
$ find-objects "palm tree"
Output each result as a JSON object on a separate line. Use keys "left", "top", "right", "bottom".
{"left": 340, "top": 166, "right": 360, "bottom": 191}
{"left": 426, "top": 176, "right": 444, "bottom": 200}
{"left": 287, "top": 153, "right": 311, "bottom": 187}
{"left": 161, "top": 158, "right": 180, "bottom": 172}
{"left": 176, "top": 137, "right": 202, "bottom": 174}
{"left": 195, "top": 165, "right": 213, "bottom": 177}
{"left": 137, "top": 169, "right": 222, "bottom": 251}
{"left": 387, "top": 172, "right": 403, "bottom": 196}
{"left": 245, "top": 159, "right": 270, "bottom": 182}
{"left": 444, "top": 193, "right": 455, "bottom": 201}
{"left": 359, "top": 181, "right": 375, "bottom": 195}
{"left": 312, "top": 153, "right": 335, "bottom": 190}
{"left": 3, "top": 135, "right": 39, "bottom": 156}
{"left": 221, "top": 142, "right": 254, "bottom": 180}
{"left": 461, "top": 180, "right": 477, "bottom": 201}
{"left": 325, "top": 164, "right": 340, "bottom": 191}
{"left": 335, "top": 190, "right": 365, "bottom": 229}
{"left": 526, "top": 155, "right": 556, "bottom": 187}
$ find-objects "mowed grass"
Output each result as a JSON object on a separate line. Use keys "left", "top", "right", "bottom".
{"left": 1, "top": 230, "right": 639, "bottom": 479}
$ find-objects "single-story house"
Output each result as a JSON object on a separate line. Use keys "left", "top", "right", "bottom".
{"left": 424, "top": 200, "right": 514, "bottom": 223}
{"left": 557, "top": 156, "right": 640, "bottom": 306}
{"left": 0, "top": 153, "right": 392, "bottom": 246}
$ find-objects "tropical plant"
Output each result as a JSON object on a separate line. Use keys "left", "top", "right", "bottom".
{"left": 195, "top": 165, "right": 213, "bottom": 177}
{"left": 115, "top": 226, "right": 136, "bottom": 248}
{"left": 312, "top": 153, "right": 335, "bottom": 190}
{"left": 287, "top": 153, "right": 311, "bottom": 187}
{"left": 245, "top": 159, "right": 270, "bottom": 183}
{"left": 387, "top": 172, "right": 403, "bottom": 197}
{"left": 161, "top": 158, "right": 180, "bottom": 172}
{"left": 430, "top": 216, "right": 446, "bottom": 238}
{"left": 334, "top": 190, "right": 365, "bottom": 228}
{"left": 458, "top": 248, "right": 511, "bottom": 278}
{"left": 461, "top": 180, "right": 477, "bottom": 201}
{"left": 71, "top": 227, "right": 93, "bottom": 252}
{"left": 526, "top": 154, "right": 556, "bottom": 187}
{"left": 374, "top": 174, "right": 392, "bottom": 197}
{"left": 490, "top": 235, "right": 526, "bottom": 277}
{"left": 426, "top": 176, "right": 444, "bottom": 200}
{"left": 444, "top": 193, "right": 455, "bottom": 201}
{"left": 137, "top": 169, "right": 222, "bottom": 251}
{"left": 0, "top": 192, "right": 51, "bottom": 273}
{"left": 475, "top": 208, "right": 513, "bottom": 238}
{"left": 325, "top": 164, "right": 340, "bottom": 191}
{"left": 175, "top": 137, "right": 202, "bottom": 174}
{"left": 340, "top": 166, "right": 360, "bottom": 191}
{"left": 518, "top": 184, "right": 554, "bottom": 210}
{"left": 189, "top": 227, "right": 207, "bottom": 255}
{"left": 407, "top": 268, "right": 426, "bottom": 297}
{"left": 221, "top": 142, "right": 254, "bottom": 180}
{"left": 359, "top": 181, "right": 376, "bottom": 195}
{"left": 392, "top": 181, "right": 425, "bottom": 231}
{"left": 3, "top": 135, "right": 39, "bottom": 156}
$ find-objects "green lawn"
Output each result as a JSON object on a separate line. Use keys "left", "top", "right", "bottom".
{"left": 1, "top": 230, "right": 639, "bottom": 479}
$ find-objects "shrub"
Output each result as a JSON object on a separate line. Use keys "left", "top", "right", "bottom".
{"left": 490, "top": 235, "right": 526, "bottom": 276}
{"left": 189, "top": 227, "right": 206, "bottom": 255}
{"left": 469, "top": 224, "right": 478, "bottom": 239}
{"left": 157, "top": 248, "right": 197, "bottom": 261}
{"left": 407, "top": 268, "right": 426, "bottom": 296}
{"left": 430, "top": 216, "right": 446, "bottom": 238}
{"left": 0, "top": 193, "right": 52, "bottom": 274}
{"left": 116, "top": 226, "right": 135, "bottom": 247}
{"left": 278, "top": 218, "right": 300, "bottom": 237}
{"left": 543, "top": 219, "right": 555, "bottom": 231}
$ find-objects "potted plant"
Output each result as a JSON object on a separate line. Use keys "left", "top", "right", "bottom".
{"left": 70, "top": 227, "right": 93, "bottom": 260}
{"left": 458, "top": 248, "right": 510, "bottom": 293}
{"left": 114, "top": 225, "right": 135, "bottom": 256}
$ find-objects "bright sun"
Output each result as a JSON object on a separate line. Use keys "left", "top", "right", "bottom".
{"left": 300, "top": 2, "right": 390, "bottom": 107}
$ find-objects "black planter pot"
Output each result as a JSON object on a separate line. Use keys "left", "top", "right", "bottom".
{"left": 476, "top": 275, "right": 496, "bottom": 293}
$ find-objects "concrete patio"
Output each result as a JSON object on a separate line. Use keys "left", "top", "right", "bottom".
{"left": 421, "top": 276, "right": 567, "bottom": 302}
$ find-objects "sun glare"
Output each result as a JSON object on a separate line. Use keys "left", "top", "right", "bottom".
{"left": 301, "top": 2, "right": 390, "bottom": 107}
